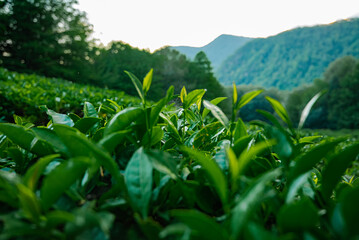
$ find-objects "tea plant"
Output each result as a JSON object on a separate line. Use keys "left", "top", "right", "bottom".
{"left": 0, "top": 69, "right": 359, "bottom": 239}
{"left": 0, "top": 68, "right": 140, "bottom": 124}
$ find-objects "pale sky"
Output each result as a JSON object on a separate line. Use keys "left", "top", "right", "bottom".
{"left": 76, "top": 0, "right": 359, "bottom": 51}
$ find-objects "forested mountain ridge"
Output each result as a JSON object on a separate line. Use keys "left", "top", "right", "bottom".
{"left": 217, "top": 18, "right": 359, "bottom": 89}
{"left": 172, "top": 34, "right": 252, "bottom": 71}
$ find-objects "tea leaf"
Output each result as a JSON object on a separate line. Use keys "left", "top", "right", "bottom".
{"left": 180, "top": 86, "right": 187, "bottom": 103}
{"left": 84, "top": 102, "right": 98, "bottom": 118}
{"left": 40, "top": 157, "right": 92, "bottom": 210}
{"left": 203, "top": 100, "right": 229, "bottom": 128}
{"left": 183, "top": 89, "right": 206, "bottom": 110}
{"left": 278, "top": 198, "right": 319, "bottom": 232}
{"left": 265, "top": 96, "right": 292, "bottom": 129}
{"left": 142, "top": 68, "right": 153, "bottom": 94}
{"left": 289, "top": 139, "right": 343, "bottom": 183}
{"left": 181, "top": 146, "right": 228, "bottom": 210}
{"left": 124, "top": 147, "right": 153, "bottom": 218}
{"left": 232, "top": 82, "right": 238, "bottom": 106}
{"left": 104, "top": 107, "right": 143, "bottom": 136}
{"left": 125, "top": 70, "right": 145, "bottom": 102}
{"left": 231, "top": 168, "right": 281, "bottom": 238}
{"left": 202, "top": 97, "right": 227, "bottom": 119}
{"left": 236, "top": 89, "right": 263, "bottom": 111}
{"left": 23, "top": 154, "right": 60, "bottom": 191}
{"left": 321, "top": 142, "right": 359, "bottom": 199}
{"left": 171, "top": 209, "right": 229, "bottom": 240}
{"left": 73, "top": 117, "right": 100, "bottom": 134}
{"left": 298, "top": 91, "right": 325, "bottom": 129}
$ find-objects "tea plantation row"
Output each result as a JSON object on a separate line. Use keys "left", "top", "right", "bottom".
{"left": 0, "top": 68, "right": 140, "bottom": 124}
{"left": 0, "top": 69, "right": 359, "bottom": 239}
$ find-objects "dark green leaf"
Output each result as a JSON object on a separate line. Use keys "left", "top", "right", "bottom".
{"left": 278, "top": 198, "right": 319, "bottom": 232}
{"left": 17, "top": 184, "right": 42, "bottom": 222}
{"left": 145, "top": 149, "right": 178, "bottom": 180}
{"left": 144, "top": 126, "right": 164, "bottom": 147}
{"left": 321, "top": 142, "right": 359, "bottom": 200}
{"left": 150, "top": 86, "right": 174, "bottom": 128}
{"left": 289, "top": 139, "right": 343, "bottom": 183}
{"left": 171, "top": 209, "right": 229, "bottom": 240}
{"left": 32, "top": 127, "right": 69, "bottom": 155}
{"left": 232, "top": 135, "right": 252, "bottom": 156}
{"left": 231, "top": 168, "right": 281, "bottom": 239}
{"left": 23, "top": 154, "right": 60, "bottom": 191}
{"left": 181, "top": 146, "right": 228, "bottom": 210}
{"left": 124, "top": 147, "right": 153, "bottom": 218}
{"left": 339, "top": 186, "right": 359, "bottom": 236}
{"left": 104, "top": 107, "right": 143, "bottom": 136}
{"left": 0, "top": 123, "right": 54, "bottom": 156}
{"left": 73, "top": 117, "right": 101, "bottom": 134}
{"left": 98, "top": 130, "right": 130, "bottom": 153}
{"left": 53, "top": 125, "right": 122, "bottom": 183}
{"left": 40, "top": 157, "right": 92, "bottom": 210}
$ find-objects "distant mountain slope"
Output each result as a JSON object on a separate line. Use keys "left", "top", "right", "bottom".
{"left": 172, "top": 34, "right": 252, "bottom": 71}
{"left": 217, "top": 18, "right": 359, "bottom": 89}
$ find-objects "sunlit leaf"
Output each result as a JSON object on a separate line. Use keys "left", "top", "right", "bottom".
{"left": 236, "top": 89, "right": 263, "bottom": 111}
{"left": 183, "top": 89, "right": 206, "bottom": 110}
{"left": 298, "top": 91, "right": 326, "bottom": 129}
{"left": 180, "top": 86, "right": 187, "bottom": 103}
{"left": 232, "top": 82, "right": 238, "bottom": 106}
{"left": 202, "top": 97, "right": 227, "bottom": 119}
{"left": 203, "top": 100, "right": 229, "bottom": 128}
{"left": 142, "top": 68, "right": 153, "bottom": 94}
{"left": 265, "top": 96, "right": 292, "bottom": 129}
{"left": 125, "top": 70, "right": 145, "bottom": 102}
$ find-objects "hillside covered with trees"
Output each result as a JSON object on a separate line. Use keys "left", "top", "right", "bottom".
{"left": 0, "top": 0, "right": 225, "bottom": 101}
{"left": 172, "top": 34, "right": 252, "bottom": 71}
{"left": 217, "top": 18, "right": 359, "bottom": 89}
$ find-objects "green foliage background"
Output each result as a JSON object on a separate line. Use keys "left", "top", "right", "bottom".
{"left": 217, "top": 19, "right": 359, "bottom": 89}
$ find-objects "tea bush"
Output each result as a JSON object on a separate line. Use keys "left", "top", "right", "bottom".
{"left": 0, "top": 69, "right": 358, "bottom": 239}
{"left": 0, "top": 68, "right": 140, "bottom": 124}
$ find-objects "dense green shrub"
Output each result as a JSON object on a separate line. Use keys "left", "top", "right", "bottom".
{"left": 0, "top": 68, "right": 140, "bottom": 124}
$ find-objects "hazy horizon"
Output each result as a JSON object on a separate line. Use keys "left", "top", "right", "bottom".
{"left": 76, "top": 0, "right": 359, "bottom": 51}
